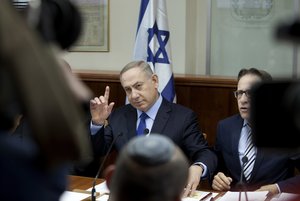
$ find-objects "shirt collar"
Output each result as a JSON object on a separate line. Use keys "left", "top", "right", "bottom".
{"left": 243, "top": 119, "right": 249, "bottom": 127}
{"left": 137, "top": 94, "right": 162, "bottom": 120}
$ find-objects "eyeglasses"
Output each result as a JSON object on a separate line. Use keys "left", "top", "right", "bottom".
{"left": 233, "top": 90, "right": 251, "bottom": 99}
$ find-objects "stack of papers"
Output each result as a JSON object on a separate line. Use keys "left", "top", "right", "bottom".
{"left": 217, "top": 191, "right": 300, "bottom": 201}
{"left": 59, "top": 191, "right": 90, "bottom": 201}
{"left": 219, "top": 191, "right": 268, "bottom": 201}
{"left": 60, "top": 182, "right": 300, "bottom": 201}
{"left": 59, "top": 182, "right": 109, "bottom": 201}
{"left": 182, "top": 191, "right": 219, "bottom": 201}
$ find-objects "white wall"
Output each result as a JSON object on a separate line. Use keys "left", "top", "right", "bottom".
{"left": 63, "top": 0, "right": 206, "bottom": 74}
{"left": 185, "top": 0, "right": 209, "bottom": 75}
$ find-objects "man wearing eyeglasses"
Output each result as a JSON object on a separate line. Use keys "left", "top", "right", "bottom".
{"left": 211, "top": 68, "right": 300, "bottom": 195}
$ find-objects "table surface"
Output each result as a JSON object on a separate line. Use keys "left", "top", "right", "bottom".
{"left": 68, "top": 175, "right": 104, "bottom": 191}
{"left": 67, "top": 175, "right": 213, "bottom": 191}
{"left": 67, "top": 175, "right": 228, "bottom": 201}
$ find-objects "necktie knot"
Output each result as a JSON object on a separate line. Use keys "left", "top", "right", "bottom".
{"left": 137, "top": 112, "right": 149, "bottom": 136}
{"left": 140, "top": 112, "right": 149, "bottom": 121}
{"left": 247, "top": 124, "right": 252, "bottom": 138}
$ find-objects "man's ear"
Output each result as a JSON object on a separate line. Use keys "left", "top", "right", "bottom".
{"left": 104, "top": 165, "right": 115, "bottom": 189}
{"left": 151, "top": 74, "right": 159, "bottom": 88}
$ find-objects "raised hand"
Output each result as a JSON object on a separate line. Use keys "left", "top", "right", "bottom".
{"left": 90, "top": 86, "right": 115, "bottom": 125}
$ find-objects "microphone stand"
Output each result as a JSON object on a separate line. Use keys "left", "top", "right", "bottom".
{"left": 238, "top": 156, "right": 249, "bottom": 201}
{"left": 91, "top": 132, "right": 122, "bottom": 201}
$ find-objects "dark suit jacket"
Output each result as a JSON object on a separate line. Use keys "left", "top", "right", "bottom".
{"left": 0, "top": 133, "right": 68, "bottom": 201}
{"left": 214, "top": 114, "right": 300, "bottom": 191}
{"left": 279, "top": 175, "right": 300, "bottom": 194}
{"left": 91, "top": 98, "right": 217, "bottom": 179}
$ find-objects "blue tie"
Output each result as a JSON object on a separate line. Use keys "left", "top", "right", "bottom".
{"left": 137, "top": 112, "right": 149, "bottom": 136}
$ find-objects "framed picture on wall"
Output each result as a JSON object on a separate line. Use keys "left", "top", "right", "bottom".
{"left": 70, "top": 0, "right": 109, "bottom": 52}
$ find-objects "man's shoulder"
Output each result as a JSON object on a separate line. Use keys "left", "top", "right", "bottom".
{"left": 109, "top": 104, "right": 135, "bottom": 120}
{"left": 219, "top": 114, "right": 242, "bottom": 125}
{"left": 217, "top": 114, "right": 243, "bottom": 136}
{"left": 113, "top": 104, "right": 135, "bottom": 113}
{"left": 161, "top": 98, "right": 194, "bottom": 113}
{"left": 171, "top": 103, "right": 193, "bottom": 112}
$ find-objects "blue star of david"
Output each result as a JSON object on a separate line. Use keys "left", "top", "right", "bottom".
{"left": 147, "top": 21, "right": 170, "bottom": 66}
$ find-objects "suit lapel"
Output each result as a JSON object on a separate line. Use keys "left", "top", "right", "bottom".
{"left": 151, "top": 99, "right": 171, "bottom": 134}
{"left": 125, "top": 105, "right": 138, "bottom": 140}
{"left": 231, "top": 116, "right": 244, "bottom": 174}
{"left": 248, "top": 148, "right": 264, "bottom": 182}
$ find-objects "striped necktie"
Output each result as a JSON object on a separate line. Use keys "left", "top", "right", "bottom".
{"left": 136, "top": 112, "right": 149, "bottom": 136}
{"left": 243, "top": 124, "right": 256, "bottom": 181}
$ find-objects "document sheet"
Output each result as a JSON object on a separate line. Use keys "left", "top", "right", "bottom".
{"left": 60, "top": 181, "right": 300, "bottom": 201}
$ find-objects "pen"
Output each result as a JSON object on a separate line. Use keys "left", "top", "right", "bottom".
{"left": 264, "top": 192, "right": 275, "bottom": 201}
{"left": 210, "top": 192, "right": 226, "bottom": 201}
{"left": 199, "top": 192, "right": 213, "bottom": 201}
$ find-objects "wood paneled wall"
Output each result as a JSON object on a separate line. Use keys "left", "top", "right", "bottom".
{"left": 75, "top": 70, "right": 239, "bottom": 146}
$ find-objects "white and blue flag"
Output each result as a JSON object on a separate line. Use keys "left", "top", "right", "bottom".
{"left": 133, "top": 0, "right": 176, "bottom": 102}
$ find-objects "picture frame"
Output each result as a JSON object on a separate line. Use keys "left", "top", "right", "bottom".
{"left": 70, "top": 0, "right": 109, "bottom": 52}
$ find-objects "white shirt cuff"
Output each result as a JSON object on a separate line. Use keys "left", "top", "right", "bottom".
{"left": 193, "top": 162, "right": 208, "bottom": 178}
{"left": 275, "top": 183, "right": 281, "bottom": 194}
{"left": 90, "top": 121, "right": 103, "bottom": 135}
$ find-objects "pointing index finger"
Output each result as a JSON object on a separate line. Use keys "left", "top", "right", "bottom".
{"left": 104, "top": 86, "right": 110, "bottom": 100}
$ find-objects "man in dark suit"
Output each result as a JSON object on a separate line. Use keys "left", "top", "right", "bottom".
{"left": 89, "top": 60, "right": 217, "bottom": 197}
{"left": 212, "top": 68, "right": 300, "bottom": 194}
{"left": 278, "top": 175, "right": 300, "bottom": 194}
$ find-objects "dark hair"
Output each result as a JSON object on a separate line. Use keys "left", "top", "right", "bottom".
{"left": 109, "top": 135, "right": 189, "bottom": 201}
{"left": 237, "top": 68, "right": 272, "bottom": 82}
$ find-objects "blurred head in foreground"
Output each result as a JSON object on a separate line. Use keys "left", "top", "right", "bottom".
{"left": 105, "top": 134, "right": 189, "bottom": 201}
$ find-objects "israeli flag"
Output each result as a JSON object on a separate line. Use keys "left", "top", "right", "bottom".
{"left": 133, "top": 0, "right": 176, "bottom": 102}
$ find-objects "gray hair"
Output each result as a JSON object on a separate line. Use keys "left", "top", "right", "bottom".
{"left": 120, "top": 60, "right": 153, "bottom": 79}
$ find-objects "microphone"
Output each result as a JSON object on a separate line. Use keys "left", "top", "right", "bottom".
{"left": 91, "top": 132, "right": 123, "bottom": 201}
{"left": 242, "top": 156, "right": 248, "bottom": 163}
{"left": 238, "top": 156, "right": 249, "bottom": 201}
{"left": 143, "top": 128, "right": 149, "bottom": 135}
{"left": 238, "top": 156, "right": 248, "bottom": 186}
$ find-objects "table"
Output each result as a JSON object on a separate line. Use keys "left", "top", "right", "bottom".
{"left": 66, "top": 175, "right": 300, "bottom": 201}
{"left": 66, "top": 175, "right": 228, "bottom": 201}
{"left": 67, "top": 174, "right": 212, "bottom": 192}
{"left": 68, "top": 175, "right": 104, "bottom": 191}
